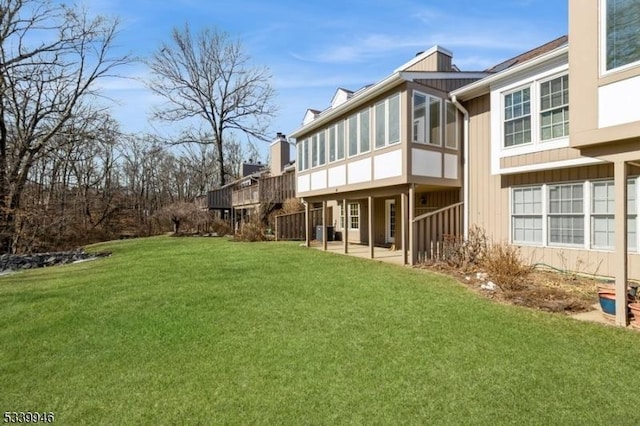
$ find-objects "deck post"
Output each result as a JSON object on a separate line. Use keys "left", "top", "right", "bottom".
{"left": 614, "top": 160, "right": 629, "bottom": 326}
{"left": 305, "top": 200, "right": 311, "bottom": 247}
{"left": 343, "top": 199, "right": 349, "bottom": 254}
{"left": 401, "top": 191, "right": 408, "bottom": 265}
{"left": 368, "top": 196, "right": 374, "bottom": 259}
{"left": 409, "top": 185, "right": 416, "bottom": 265}
{"left": 322, "top": 200, "right": 328, "bottom": 251}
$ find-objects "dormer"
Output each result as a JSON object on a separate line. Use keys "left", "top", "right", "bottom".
{"left": 303, "top": 109, "right": 321, "bottom": 125}
{"left": 331, "top": 88, "right": 354, "bottom": 108}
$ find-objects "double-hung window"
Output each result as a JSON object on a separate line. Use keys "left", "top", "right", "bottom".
{"left": 540, "top": 75, "right": 569, "bottom": 141}
{"left": 349, "top": 203, "right": 360, "bottom": 230}
{"left": 504, "top": 87, "right": 531, "bottom": 147}
{"left": 604, "top": 0, "right": 640, "bottom": 72}
{"left": 548, "top": 184, "right": 584, "bottom": 246}
{"left": 413, "top": 92, "right": 441, "bottom": 145}
{"left": 591, "top": 179, "right": 638, "bottom": 250}
{"left": 512, "top": 186, "right": 543, "bottom": 244}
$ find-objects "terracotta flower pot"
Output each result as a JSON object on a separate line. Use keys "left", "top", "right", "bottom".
{"left": 628, "top": 303, "right": 640, "bottom": 329}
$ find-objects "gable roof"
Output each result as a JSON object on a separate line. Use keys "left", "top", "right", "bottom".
{"left": 486, "top": 35, "right": 568, "bottom": 73}
{"left": 451, "top": 35, "right": 569, "bottom": 101}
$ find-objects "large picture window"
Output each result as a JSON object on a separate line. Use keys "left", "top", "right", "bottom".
{"left": 347, "top": 109, "right": 370, "bottom": 157}
{"left": 605, "top": 0, "right": 640, "bottom": 71}
{"left": 504, "top": 87, "right": 531, "bottom": 147}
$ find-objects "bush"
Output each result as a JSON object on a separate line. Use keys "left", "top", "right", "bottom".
{"left": 441, "top": 225, "right": 488, "bottom": 270}
{"left": 211, "top": 219, "right": 232, "bottom": 236}
{"left": 482, "top": 243, "right": 533, "bottom": 291}
{"left": 234, "top": 218, "right": 266, "bottom": 242}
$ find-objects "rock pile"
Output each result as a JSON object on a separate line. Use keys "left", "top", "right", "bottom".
{"left": 0, "top": 250, "right": 111, "bottom": 273}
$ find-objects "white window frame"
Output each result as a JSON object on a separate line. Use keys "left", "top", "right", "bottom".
{"left": 511, "top": 186, "right": 543, "bottom": 245}
{"left": 510, "top": 177, "right": 640, "bottom": 252}
{"left": 503, "top": 85, "right": 532, "bottom": 149}
{"left": 297, "top": 138, "right": 309, "bottom": 172}
{"left": 591, "top": 178, "right": 639, "bottom": 251}
{"left": 374, "top": 94, "right": 401, "bottom": 150}
{"left": 349, "top": 203, "right": 360, "bottom": 230}
{"left": 539, "top": 74, "right": 569, "bottom": 142}
{"left": 445, "top": 101, "right": 458, "bottom": 150}
{"left": 412, "top": 90, "right": 442, "bottom": 146}
{"left": 600, "top": 0, "right": 640, "bottom": 75}
{"left": 347, "top": 108, "right": 371, "bottom": 159}
{"left": 547, "top": 182, "right": 585, "bottom": 248}
{"left": 490, "top": 63, "right": 571, "bottom": 174}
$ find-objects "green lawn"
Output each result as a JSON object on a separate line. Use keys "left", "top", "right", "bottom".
{"left": 1, "top": 236, "right": 639, "bottom": 424}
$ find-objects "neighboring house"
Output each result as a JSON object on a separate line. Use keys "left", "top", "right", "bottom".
{"left": 451, "top": 0, "right": 640, "bottom": 326}
{"left": 290, "top": 46, "right": 488, "bottom": 263}
{"left": 203, "top": 133, "right": 296, "bottom": 228}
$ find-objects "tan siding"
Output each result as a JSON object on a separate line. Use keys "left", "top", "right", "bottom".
{"left": 405, "top": 51, "right": 452, "bottom": 72}
{"left": 466, "top": 91, "right": 640, "bottom": 278}
{"left": 500, "top": 147, "right": 583, "bottom": 169}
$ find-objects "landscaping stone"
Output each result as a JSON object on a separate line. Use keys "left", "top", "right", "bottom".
{"left": 0, "top": 250, "right": 111, "bottom": 273}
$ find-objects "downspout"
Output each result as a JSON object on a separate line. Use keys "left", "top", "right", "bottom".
{"left": 451, "top": 95, "right": 469, "bottom": 239}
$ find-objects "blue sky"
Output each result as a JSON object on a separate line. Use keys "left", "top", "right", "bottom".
{"left": 86, "top": 0, "right": 568, "bottom": 159}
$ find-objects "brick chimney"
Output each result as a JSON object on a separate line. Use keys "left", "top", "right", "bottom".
{"left": 270, "top": 132, "right": 290, "bottom": 176}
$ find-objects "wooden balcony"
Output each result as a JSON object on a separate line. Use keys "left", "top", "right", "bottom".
{"left": 232, "top": 172, "right": 295, "bottom": 208}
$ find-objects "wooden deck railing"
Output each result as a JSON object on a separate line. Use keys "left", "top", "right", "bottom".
{"left": 413, "top": 202, "right": 463, "bottom": 263}
{"left": 275, "top": 208, "right": 323, "bottom": 241}
{"left": 231, "top": 173, "right": 296, "bottom": 208}
{"left": 232, "top": 185, "right": 260, "bottom": 206}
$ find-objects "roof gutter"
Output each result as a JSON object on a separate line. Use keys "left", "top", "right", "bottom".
{"left": 451, "top": 95, "right": 469, "bottom": 240}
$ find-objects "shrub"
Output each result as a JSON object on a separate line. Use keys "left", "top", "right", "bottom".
{"left": 482, "top": 243, "right": 533, "bottom": 291}
{"left": 234, "top": 218, "right": 266, "bottom": 242}
{"left": 441, "top": 225, "right": 488, "bottom": 270}
{"left": 211, "top": 219, "right": 232, "bottom": 236}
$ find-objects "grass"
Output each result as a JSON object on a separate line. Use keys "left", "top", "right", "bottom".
{"left": 1, "top": 236, "right": 640, "bottom": 424}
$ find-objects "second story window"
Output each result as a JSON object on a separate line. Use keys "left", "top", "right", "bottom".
{"left": 504, "top": 87, "right": 531, "bottom": 147}
{"left": 375, "top": 94, "right": 401, "bottom": 149}
{"left": 413, "top": 92, "right": 441, "bottom": 146}
{"left": 297, "top": 139, "right": 309, "bottom": 171}
{"left": 604, "top": 0, "right": 640, "bottom": 72}
{"left": 540, "top": 75, "right": 569, "bottom": 141}
{"left": 347, "top": 109, "right": 371, "bottom": 158}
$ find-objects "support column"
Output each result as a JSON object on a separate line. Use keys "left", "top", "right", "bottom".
{"left": 322, "top": 200, "right": 328, "bottom": 251}
{"left": 614, "top": 160, "right": 629, "bottom": 326}
{"left": 409, "top": 185, "right": 416, "bottom": 265}
{"left": 401, "top": 191, "right": 408, "bottom": 265}
{"left": 368, "top": 196, "right": 374, "bottom": 259}
{"left": 305, "top": 200, "right": 311, "bottom": 248}
{"left": 343, "top": 199, "right": 349, "bottom": 254}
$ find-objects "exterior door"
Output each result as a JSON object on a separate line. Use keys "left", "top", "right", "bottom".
{"left": 385, "top": 199, "right": 396, "bottom": 244}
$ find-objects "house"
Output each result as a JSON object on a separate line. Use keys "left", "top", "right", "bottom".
{"left": 203, "top": 133, "right": 296, "bottom": 229}
{"left": 450, "top": 0, "right": 640, "bottom": 326}
{"left": 291, "top": 0, "right": 640, "bottom": 326}
{"left": 290, "top": 46, "right": 488, "bottom": 263}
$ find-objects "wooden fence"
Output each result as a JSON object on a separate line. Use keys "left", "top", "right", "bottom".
{"left": 413, "top": 202, "right": 463, "bottom": 263}
{"left": 275, "top": 208, "right": 323, "bottom": 241}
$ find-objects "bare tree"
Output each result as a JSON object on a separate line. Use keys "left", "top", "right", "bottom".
{"left": 0, "top": 0, "right": 131, "bottom": 252}
{"left": 147, "top": 24, "right": 277, "bottom": 187}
